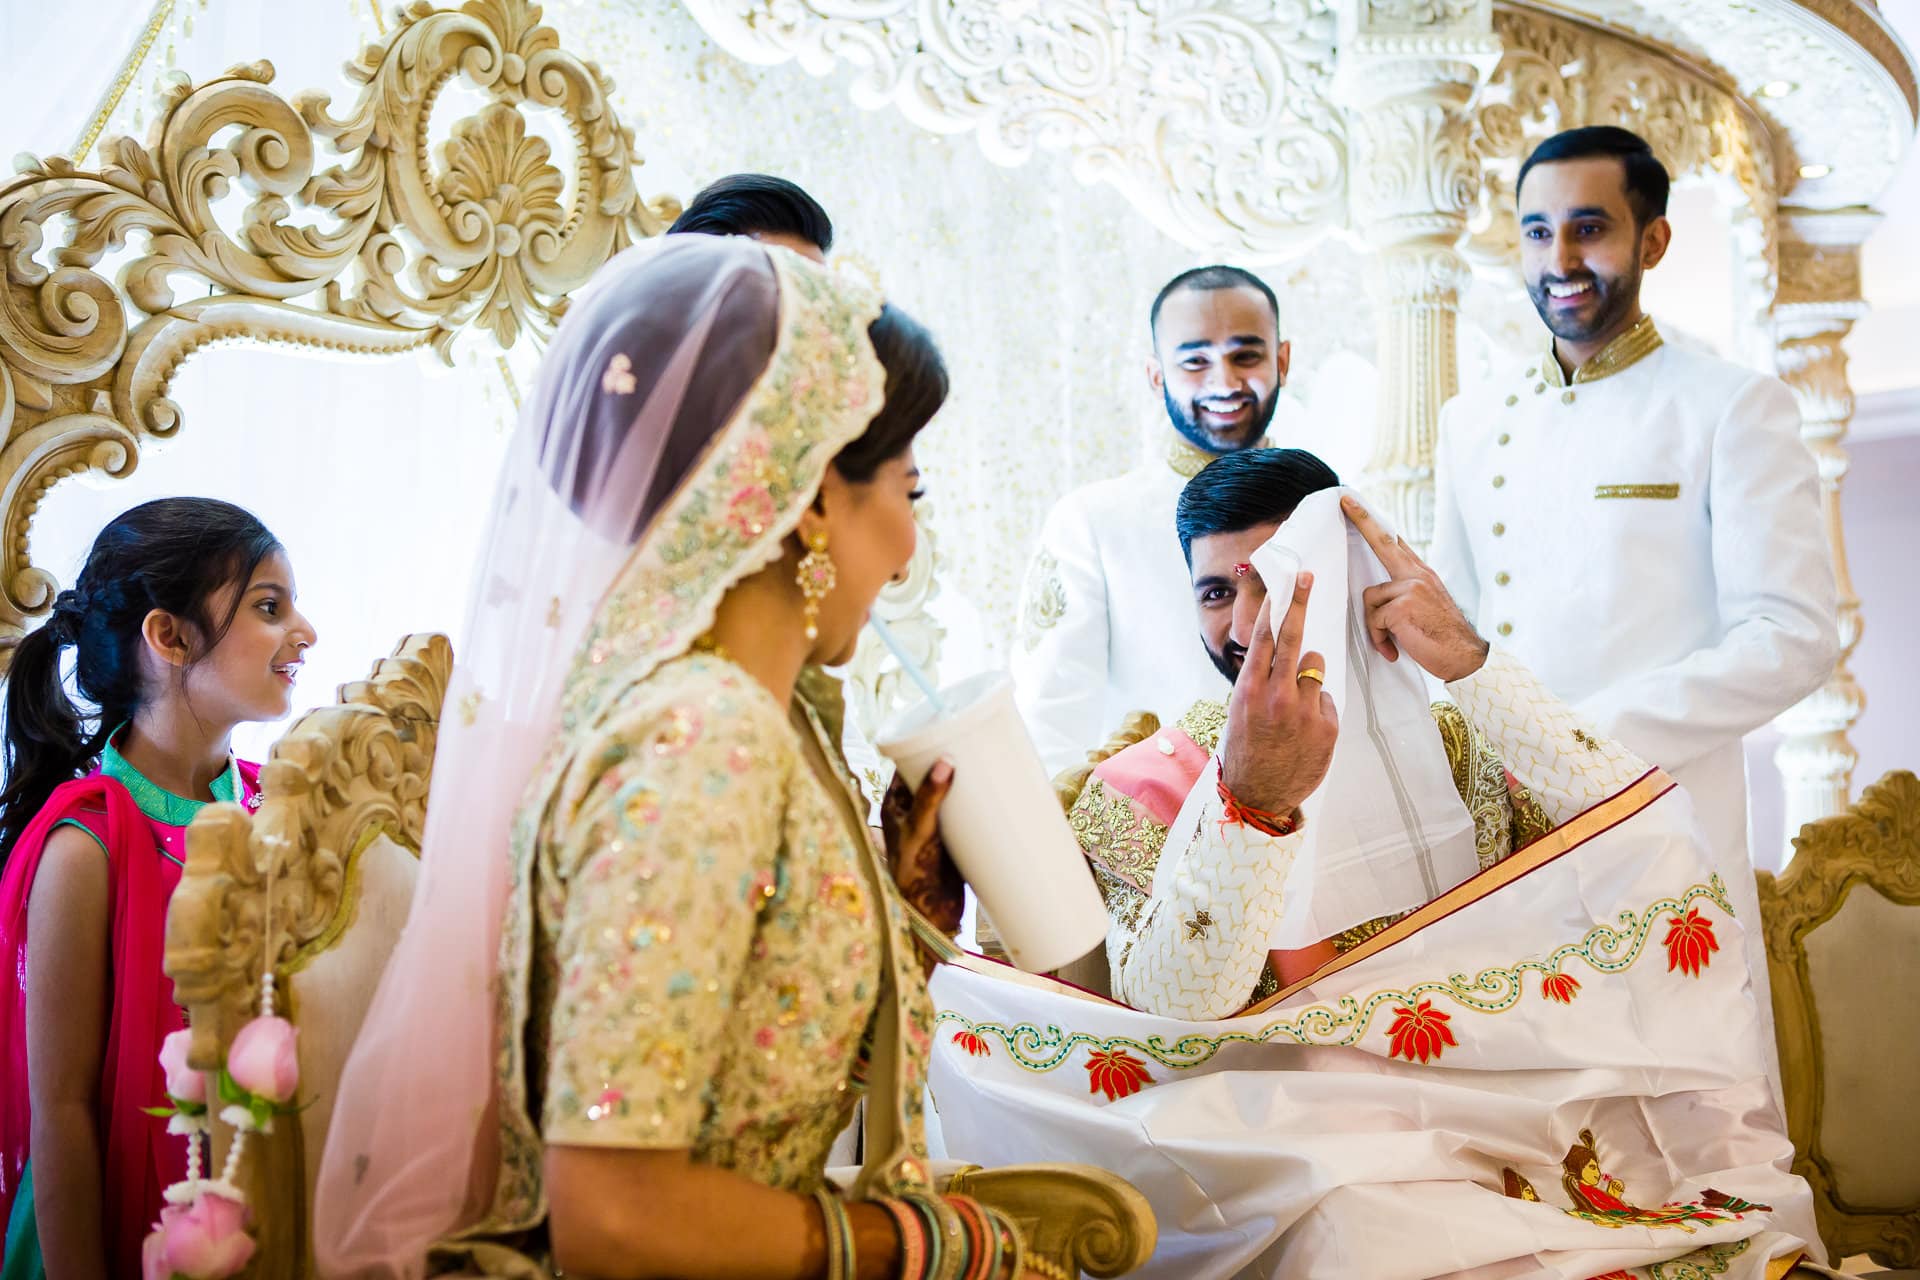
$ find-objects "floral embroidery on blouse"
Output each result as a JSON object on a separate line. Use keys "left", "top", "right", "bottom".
{"left": 443, "top": 252, "right": 916, "bottom": 1265}
{"left": 534, "top": 655, "right": 884, "bottom": 1190}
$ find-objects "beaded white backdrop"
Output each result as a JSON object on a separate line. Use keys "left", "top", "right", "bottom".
{"left": 552, "top": 0, "right": 1385, "bottom": 695}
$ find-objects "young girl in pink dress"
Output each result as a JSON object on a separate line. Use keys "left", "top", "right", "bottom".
{"left": 0, "top": 498, "right": 317, "bottom": 1280}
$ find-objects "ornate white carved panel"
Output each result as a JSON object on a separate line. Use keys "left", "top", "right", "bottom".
{"left": 682, "top": 0, "right": 1351, "bottom": 258}
{"left": 1549, "top": 0, "right": 1915, "bottom": 208}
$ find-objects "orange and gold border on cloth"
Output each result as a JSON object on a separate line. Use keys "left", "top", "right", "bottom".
{"left": 1764, "top": 1250, "right": 1806, "bottom": 1280}
{"left": 1243, "top": 768, "right": 1675, "bottom": 1015}
{"left": 932, "top": 768, "right": 1676, "bottom": 1017}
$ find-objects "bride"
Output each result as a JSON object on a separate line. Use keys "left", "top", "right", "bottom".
{"left": 315, "top": 235, "right": 1031, "bottom": 1280}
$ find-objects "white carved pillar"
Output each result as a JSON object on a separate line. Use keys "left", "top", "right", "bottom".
{"left": 1769, "top": 208, "right": 1879, "bottom": 862}
{"left": 1333, "top": 0, "right": 1500, "bottom": 547}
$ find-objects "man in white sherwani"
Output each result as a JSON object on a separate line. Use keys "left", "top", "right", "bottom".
{"left": 1014, "top": 266, "right": 1291, "bottom": 774}
{"left": 1431, "top": 126, "right": 1839, "bottom": 1042}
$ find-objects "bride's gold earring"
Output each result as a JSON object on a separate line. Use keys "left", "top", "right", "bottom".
{"left": 797, "top": 530, "right": 837, "bottom": 642}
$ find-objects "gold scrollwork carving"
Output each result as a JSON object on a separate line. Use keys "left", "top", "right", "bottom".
{"left": 943, "top": 1161, "right": 1158, "bottom": 1278}
{"left": 0, "top": 0, "right": 679, "bottom": 660}
{"left": 1466, "top": 7, "right": 1781, "bottom": 316}
{"left": 165, "top": 633, "right": 452, "bottom": 1067}
{"left": 163, "top": 632, "right": 451, "bottom": 1273}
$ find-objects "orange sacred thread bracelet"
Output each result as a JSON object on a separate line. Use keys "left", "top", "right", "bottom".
{"left": 1216, "top": 777, "right": 1299, "bottom": 838}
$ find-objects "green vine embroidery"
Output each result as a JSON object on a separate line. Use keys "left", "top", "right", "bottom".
{"left": 1649, "top": 1236, "right": 1751, "bottom": 1279}
{"left": 936, "top": 878, "right": 1733, "bottom": 1072}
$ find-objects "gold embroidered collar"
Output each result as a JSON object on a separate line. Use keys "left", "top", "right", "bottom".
{"left": 1165, "top": 434, "right": 1268, "bottom": 479}
{"left": 1540, "top": 314, "right": 1662, "bottom": 388}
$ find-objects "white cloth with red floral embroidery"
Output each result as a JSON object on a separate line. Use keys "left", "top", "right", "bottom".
{"left": 926, "top": 770, "right": 1821, "bottom": 1280}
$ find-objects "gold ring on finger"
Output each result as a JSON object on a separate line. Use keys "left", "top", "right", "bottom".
{"left": 1297, "top": 667, "right": 1325, "bottom": 684}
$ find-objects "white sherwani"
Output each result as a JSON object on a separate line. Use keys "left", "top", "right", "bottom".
{"left": 1013, "top": 436, "right": 1232, "bottom": 774}
{"left": 1430, "top": 319, "right": 1838, "bottom": 1002}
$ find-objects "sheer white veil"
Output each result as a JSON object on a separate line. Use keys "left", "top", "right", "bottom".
{"left": 313, "top": 234, "right": 884, "bottom": 1276}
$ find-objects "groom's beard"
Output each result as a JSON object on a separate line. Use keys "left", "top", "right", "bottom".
{"left": 1165, "top": 383, "right": 1280, "bottom": 455}
{"left": 1205, "top": 634, "right": 1247, "bottom": 683}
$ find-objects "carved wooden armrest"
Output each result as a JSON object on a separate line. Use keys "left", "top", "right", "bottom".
{"left": 943, "top": 1162, "right": 1157, "bottom": 1278}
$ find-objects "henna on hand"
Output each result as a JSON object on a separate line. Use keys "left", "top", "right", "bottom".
{"left": 883, "top": 766, "right": 964, "bottom": 935}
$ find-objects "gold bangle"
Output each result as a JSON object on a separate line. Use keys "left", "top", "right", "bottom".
{"left": 902, "top": 1191, "right": 966, "bottom": 1280}
{"left": 812, "top": 1188, "right": 855, "bottom": 1280}
{"left": 983, "top": 1202, "right": 1028, "bottom": 1280}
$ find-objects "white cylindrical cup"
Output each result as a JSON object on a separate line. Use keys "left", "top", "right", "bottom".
{"left": 877, "top": 672, "right": 1108, "bottom": 974}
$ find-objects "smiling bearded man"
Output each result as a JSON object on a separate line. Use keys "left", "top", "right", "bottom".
{"left": 1012, "top": 266, "right": 1294, "bottom": 775}
{"left": 1428, "top": 127, "right": 1837, "bottom": 1103}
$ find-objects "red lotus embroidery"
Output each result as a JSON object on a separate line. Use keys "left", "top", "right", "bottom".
{"left": 1583, "top": 1271, "right": 1635, "bottom": 1280}
{"left": 1541, "top": 972, "right": 1581, "bottom": 1004}
{"left": 952, "top": 1028, "right": 991, "bottom": 1059}
{"left": 1386, "top": 1000, "right": 1458, "bottom": 1064}
{"left": 1084, "top": 1048, "right": 1153, "bottom": 1101}
{"left": 1663, "top": 907, "right": 1720, "bottom": 977}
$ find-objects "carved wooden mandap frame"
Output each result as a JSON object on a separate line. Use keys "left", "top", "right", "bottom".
{"left": 0, "top": 0, "right": 677, "bottom": 658}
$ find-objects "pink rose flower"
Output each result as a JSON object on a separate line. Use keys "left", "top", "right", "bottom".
{"left": 226, "top": 1015, "right": 299, "bottom": 1104}
{"left": 158, "top": 1028, "right": 205, "bottom": 1104}
{"left": 142, "top": 1225, "right": 170, "bottom": 1280}
{"left": 160, "top": 1192, "right": 255, "bottom": 1278}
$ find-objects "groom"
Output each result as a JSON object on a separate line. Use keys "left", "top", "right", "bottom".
{"left": 1071, "top": 448, "right": 1656, "bottom": 1019}
{"left": 926, "top": 447, "right": 1816, "bottom": 1278}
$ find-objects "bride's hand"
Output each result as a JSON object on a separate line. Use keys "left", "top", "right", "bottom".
{"left": 882, "top": 761, "right": 964, "bottom": 935}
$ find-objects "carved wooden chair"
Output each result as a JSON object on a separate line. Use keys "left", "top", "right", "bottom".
{"left": 165, "top": 633, "right": 452, "bottom": 1276}
{"left": 942, "top": 1163, "right": 1154, "bottom": 1278}
{"left": 1759, "top": 770, "right": 1920, "bottom": 1278}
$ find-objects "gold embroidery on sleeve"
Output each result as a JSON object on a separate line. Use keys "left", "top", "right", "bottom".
{"left": 1176, "top": 700, "right": 1230, "bottom": 755}
{"left": 1070, "top": 777, "right": 1171, "bottom": 892}
{"left": 1019, "top": 549, "right": 1067, "bottom": 653}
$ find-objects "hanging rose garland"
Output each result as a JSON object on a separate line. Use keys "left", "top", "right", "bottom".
{"left": 140, "top": 973, "right": 302, "bottom": 1278}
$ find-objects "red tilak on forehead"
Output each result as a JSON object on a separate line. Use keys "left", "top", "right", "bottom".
{"left": 1234, "top": 562, "right": 1253, "bottom": 578}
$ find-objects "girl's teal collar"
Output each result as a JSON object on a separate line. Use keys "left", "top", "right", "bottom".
{"left": 99, "top": 729, "right": 242, "bottom": 828}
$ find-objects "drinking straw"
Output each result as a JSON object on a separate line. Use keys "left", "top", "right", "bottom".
{"left": 866, "top": 615, "right": 948, "bottom": 714}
